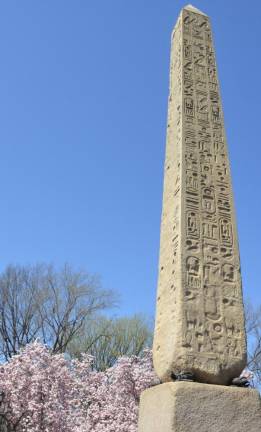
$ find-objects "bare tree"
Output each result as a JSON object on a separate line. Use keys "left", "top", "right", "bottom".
{"left": 0, "top": 264, "right": 117, "bottom": 360}
{"left": 68, "top": 314, "right": 152, "bottom": 370}
{"left": 245, "top": 300, "right": 261, "bottom": 384}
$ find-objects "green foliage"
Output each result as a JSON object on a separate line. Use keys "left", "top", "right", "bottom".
{"left": 67, "top": 314, "right": 153, "bottom": 370}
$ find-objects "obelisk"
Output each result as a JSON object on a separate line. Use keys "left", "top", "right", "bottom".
{"left": 138, "top": 5, "right": 261, "bottom": 432}
{"left": 154, "top": 4, "right": 246, "bottom": 385}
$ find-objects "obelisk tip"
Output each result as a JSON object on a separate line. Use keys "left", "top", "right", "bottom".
{"left": 183, "top": 4, "right": 208, "bottom": 16}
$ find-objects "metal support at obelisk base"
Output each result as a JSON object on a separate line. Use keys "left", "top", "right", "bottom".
{"left": 138, "top": 5, "right": 261, "bottom": 432}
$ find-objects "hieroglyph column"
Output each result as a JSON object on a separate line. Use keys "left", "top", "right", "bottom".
{"left": 153, "top": 4, "right": 247, "bottom": 385}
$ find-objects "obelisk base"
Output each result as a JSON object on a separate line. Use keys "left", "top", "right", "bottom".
{"left": 138, "top": 382, "right": 261, "bottom": 432}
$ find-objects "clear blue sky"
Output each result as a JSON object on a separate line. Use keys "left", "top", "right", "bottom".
{"left": 0, "top": 1, "right": 260, "bottom": 318}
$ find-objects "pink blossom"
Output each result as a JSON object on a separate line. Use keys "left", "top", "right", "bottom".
{"left": 0, "top": 342, "right": 159, "bottom": 431}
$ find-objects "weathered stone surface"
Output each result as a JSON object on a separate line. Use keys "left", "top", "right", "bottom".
{"left": 138, "top": 382, "right": 261, "bottom": 432}
{"left": 153, "top": 4, "right": 247, "bottom": 384}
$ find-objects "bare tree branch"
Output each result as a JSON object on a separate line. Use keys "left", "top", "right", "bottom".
{"left": 245, "top": 300, "right": 261, "bottom": 384}
{"left": 0, "top": 264, "right": 117, "bottom": 360}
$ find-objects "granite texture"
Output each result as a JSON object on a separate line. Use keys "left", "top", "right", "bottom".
{"left": 138, "top": 382, "right": 261, "bottom": 432}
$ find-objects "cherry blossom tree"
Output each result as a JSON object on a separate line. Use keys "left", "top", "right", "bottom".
{"left": 0, "top": 342, "right": 159, "bottom": 432}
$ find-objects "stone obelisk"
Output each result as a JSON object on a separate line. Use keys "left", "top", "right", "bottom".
{"left": 138, "top": 5, "right": 261, "bottom": 432}
{"left": 154, "top": 4, "right": 246, "bottom": 386}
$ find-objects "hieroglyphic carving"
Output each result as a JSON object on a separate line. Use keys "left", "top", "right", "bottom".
{"left": 220, "top": 217, "right": 233, "bottom": 245}
{"left": 153, "top": 5, "right": 246, "bottom": 385}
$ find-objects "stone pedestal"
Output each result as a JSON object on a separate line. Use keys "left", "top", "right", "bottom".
{"left": 138, "top": 382, "right": 261, "bottom": 432}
